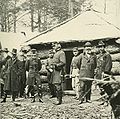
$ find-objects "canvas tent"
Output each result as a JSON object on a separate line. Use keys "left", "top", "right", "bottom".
{"left": 0, "top": 32, "right": 26, "bottom": 52}
{"left": 25, "top": 10, "right": 120, "bottom": 45}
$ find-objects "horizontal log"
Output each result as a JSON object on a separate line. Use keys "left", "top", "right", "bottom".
{"left": 79, "top": 77, "right": 119, "bottom": 84}
{"left": 106, "top": 46, "right": 120, "bottom": 54}
{"left": 111, "top": 61, "right": 120, "bottom": 75}
{"left": 111, "top": 53, "right": 120, "bottom": 61}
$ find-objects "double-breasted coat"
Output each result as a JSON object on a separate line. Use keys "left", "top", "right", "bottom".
{"left": 77, "top": 52, "right": 97, "bottom": 98}
{"left": 0, "top": 54, "right": 3, "bottom": 78}
{"left": 77, "top": 53, "right": 97, "bottom": 78}
{"left": 46, "top": 57, "right": 55, "bottom": 84}
{"left": 18, "top": 55, "right": 27, "bottom": 95}
{"left": 52, "top": 49, "right": 66, "bottom": 84}
{"left": 95, "top": 51, "right": 112, "bottom": 79}
{"left": 2, "top": 55, "right": 11, "bottom": 76}
{"left": 25, "top": 58, "right": 42, "bottom": 86}
{"left": 18, "top": 55, "right": 26, "bottom": 81}
{"left": 4, "top": 57, "right": 20, "bottom": 92}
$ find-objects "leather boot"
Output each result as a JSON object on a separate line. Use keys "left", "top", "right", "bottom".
{"left": 1, "top": 98, "right": 6, "bottom": 103}
{"left": 31, "top": 96, "right": 35, "bottom": 103}
{"left": 1, "top": 92, "right": 7, "bottom": 103}
{"left": 56, "top": 91, "right": 62, "bottom": 105}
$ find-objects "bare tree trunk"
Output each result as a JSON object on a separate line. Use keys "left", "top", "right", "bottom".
{"left": 7, "top": 15, "right": 10, "bottom": 32}
{"left": 1, "top": 16, "right": 4, "bottom": 32}
{"left": 69, "top": 0, "right": 74, "bottom": 18}
{"left": 38, "top": 9, "right": 41, "bottom": 32}
{"left": 43, "top": 7, "right": 47, "bottom": 31}
{"left": 13, "top": 0, "right": 17, "bottom": 33}
{"left": 4, "top": 0, "right": 7, "bottom": 32}
{"left": 30, "top": 0, "right": 34, "bottom": 32}
{"left": 104, "top": 0, "right": 107, "bottom": 14}
{"left": 13, "top": 14, "right": 16, "bottom": 33}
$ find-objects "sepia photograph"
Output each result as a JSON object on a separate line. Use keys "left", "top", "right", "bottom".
{"left": 0, "top": 0, "right": 120, "bottom": 119}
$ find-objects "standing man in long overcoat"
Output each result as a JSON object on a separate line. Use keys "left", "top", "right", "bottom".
{"left": 77, "top": 42, "right": 97, "bottom": 104}
{"left": 1, "top": 48, "right": 11, "bottom": 98}
{"left": 95, "top": 41, "right": 112, "bottom": 80}
{"left": 25, "top": 49, "right": 42, "bottom": 102}
{"left": 0, "top": 49, "right": 3, "bottom": 78}
{"left": 18, "top": 50, "right": 27, "bottom": 97}
{"left": 52, "top": 42, "right": 66, "bottom": 105}
{"left": 1, "top": 48, "right": 20, "bottom": 102}
{"left": 0, "top": 49, "right": 4, "bottom": 97}
{"left": 46, "top": 49, "right": 56, "bottom": 98}
{"left": 95, "top": 41, "right": 112, "bottom": 105}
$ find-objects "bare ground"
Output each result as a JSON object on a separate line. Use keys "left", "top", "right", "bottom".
{"left": 0, "top": 87, "right": 113, "bottom": 119}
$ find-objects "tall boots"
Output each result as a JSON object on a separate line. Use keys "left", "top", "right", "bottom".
{"left": 57, "top": 91, "right": 62, "bottom": 105}
{"left": 12, "top": 92, "right": 16, "bottom": 102}
{"left": 31, "top": 85, "right": 43, "bottom": 103}
{"left": 56, "top": 86, "right": 62, "bottom": 105}
{"left": 1, "top": 92, "right": 7, "bottom": 103}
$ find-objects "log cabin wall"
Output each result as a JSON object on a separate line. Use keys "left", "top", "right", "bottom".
{"left": 28, "top": 37, "right": 120, "bottom": 89}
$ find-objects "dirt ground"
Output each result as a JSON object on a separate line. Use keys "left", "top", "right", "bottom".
{"left": 0, "top": 86, "right": 113, "bottom": 119}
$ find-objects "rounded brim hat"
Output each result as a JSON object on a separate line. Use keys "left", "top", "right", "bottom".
{"left": 97, "top": 41, "right": 105, "bottom": 47}
{"left": 84, "top": 42, "right": 92, "bottom": 47}
{"left": 3, "top": 48, "right": 9, "bottom": 52}
{"left": 12, "top": 48, "right": 17, "bottom": 54}
{"left": 31, "top": 49, "right": 37, "bottom": 54}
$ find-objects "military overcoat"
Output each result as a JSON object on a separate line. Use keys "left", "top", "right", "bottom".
{"left": 77, "top": 53, "right": 97, "bottom": 78}
{"left": 95, "top": 51, "right": 112, "bottom": 79}
{"left": 4, "top": 57, "right": 20, "bottom": 92}
{"left": 25, "top": 58, "right": 42, "bottom": 86}
{"left": 52, "top": 49, "right": 66, "bottom": 84}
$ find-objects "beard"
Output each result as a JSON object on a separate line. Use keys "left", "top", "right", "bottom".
{"left": 4, "top": 53, "right": 8, "bottom": 58}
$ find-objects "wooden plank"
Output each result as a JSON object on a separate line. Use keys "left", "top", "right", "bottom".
{"left": 64, "top": 90, "right": 75, "bottom": 95}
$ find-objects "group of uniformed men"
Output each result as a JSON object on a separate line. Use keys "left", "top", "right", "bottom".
{"left": 70, "top": 40, "right": 112, "bottom": 104}
{"left": 0, "top": 41, "right": 113, "bottom": 106}
{"left": 0, "top": 42, "right": 66, "bottom": 105}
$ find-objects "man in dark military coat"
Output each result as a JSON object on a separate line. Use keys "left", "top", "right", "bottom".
{"left": 25, "top": 49, "right": 42, "bottom": 102}
{"left": 0, "top": 48, "right": 11, "bottom": 98}
{"left": 95, "top": 41, "right": 112, "bottom": 105}
{"left": 52, "top": 42, "right": 66, "bottom": 105}
{"left": 77, "top": 42, "right": 97, "bottom": 104}
{"left": 18, "top": 50, "right": 27, "bottom": 97}
{"left": 46, "top": 49, "right": 56, "bottom": 98}
{"left": 1, "top": 48, "right": 20, "bottom": 102}
{"left": 95, "top": 41, "right": 112, "bottom": 79}
{"left": 0, "top": 49, "right": 4, "bottom": 97}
